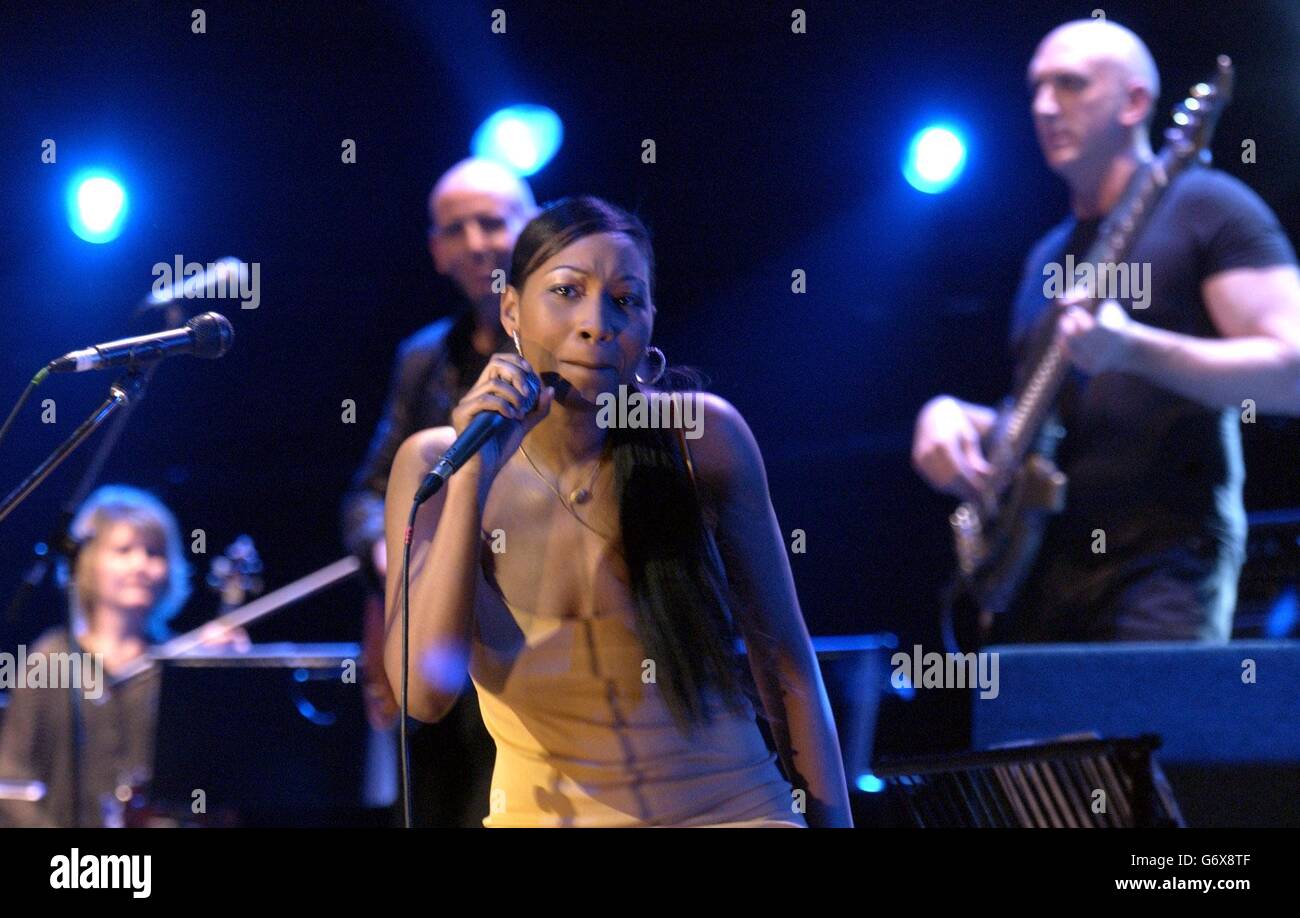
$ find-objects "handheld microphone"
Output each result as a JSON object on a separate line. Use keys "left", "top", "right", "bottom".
{"left": 412, "top": 371, "right": 544, "bottom": 506}
{"left": 48, "top": 312, "right": 234, "bottom": 374}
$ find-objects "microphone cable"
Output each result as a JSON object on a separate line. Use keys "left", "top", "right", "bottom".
{"left": 399, "top": 499, "right": 420, "bottom": 828}
{"left": 0, "top": 367, "right": 50, "bottom": 453}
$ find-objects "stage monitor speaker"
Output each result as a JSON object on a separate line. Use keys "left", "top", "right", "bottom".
{"left": 972, "top": 640, "right": 1300, "bottom": 827}
{"left": 874, "top": 734, "right": 1183, "bottom": 827}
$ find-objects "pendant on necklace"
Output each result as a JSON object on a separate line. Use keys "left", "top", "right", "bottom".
{"left": 569, "top": 488, "right": 591, "bottom": 505}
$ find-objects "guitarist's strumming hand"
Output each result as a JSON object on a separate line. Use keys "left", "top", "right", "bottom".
{"left": 912, "top": 395, "right": 997, "bottom": 503}
{"left": 1057, "top": 298, "right": 1137, "bottom": 376}
{"left": 195, "top": 621, "right": 253, "bottom": 653}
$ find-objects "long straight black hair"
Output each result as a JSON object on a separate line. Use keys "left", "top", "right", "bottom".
{"left": 508, "top": 195, "right": 762, "bottom": 734}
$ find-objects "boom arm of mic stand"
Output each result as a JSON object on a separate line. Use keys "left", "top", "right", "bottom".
{"left": 4, "top": 309, "right": 178, "bottom": 623}
{"left": 0, "top": 370, "right": 149, "bottom": 526}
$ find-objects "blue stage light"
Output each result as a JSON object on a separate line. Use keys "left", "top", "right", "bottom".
{"left": 471, "top": 105, "right": 563, "bottom": 176}
{"left": 902, "top": 125, "right": 967, "bottom": 194}
{"left": 856, "top": 773, "right": 885, "bottom": 793}
{"left": 1265, "top": 586, "right": 1298, "bottom": 638}
{"left": 68, "top": 171, "right": 128, "bottom": 243}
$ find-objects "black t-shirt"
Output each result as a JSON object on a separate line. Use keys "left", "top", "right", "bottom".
{"left": 1006, "top": 166, "right": 1296, "bottom": 633}
{"left": 340, "top": 308, "right": 508, "bottom": 558}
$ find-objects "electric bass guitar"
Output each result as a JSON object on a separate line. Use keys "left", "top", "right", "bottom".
{"left": 946, "top": 57, "right": 1235, "bottom": 650}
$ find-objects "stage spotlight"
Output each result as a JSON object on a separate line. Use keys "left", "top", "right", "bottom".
{"left": 471, "top": 104, "right": 563, "bottom": 176}
{"left": 902, "top": 125, "right": 967, "bottom": 194}
{"left": 67, "top": 171, "right": 128, "bottom": 243}
{"left": 1265, "top": 586, "right": 1297, "bottom": 638}
{"left": 855, "top": 773, "right": 885, "bottom": 793}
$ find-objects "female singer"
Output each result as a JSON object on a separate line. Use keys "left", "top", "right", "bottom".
{"left": 384, "top": 196, "right": 852, "bottom": 827}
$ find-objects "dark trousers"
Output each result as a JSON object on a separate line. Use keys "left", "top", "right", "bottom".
{"left": 1002, "top": 535, "right": 1242, "bottom": 644}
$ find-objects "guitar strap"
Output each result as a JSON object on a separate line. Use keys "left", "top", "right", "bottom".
{"left": 676, "top": 423, "right": 698, "bottom": 490}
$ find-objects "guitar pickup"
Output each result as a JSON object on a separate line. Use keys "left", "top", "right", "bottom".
{"left": 1023, "top": 456, "right": 1068, "bottom": 512}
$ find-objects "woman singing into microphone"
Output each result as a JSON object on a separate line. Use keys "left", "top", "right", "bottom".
{"left": 383, "top": 196, "right": 851, "bottom": 827}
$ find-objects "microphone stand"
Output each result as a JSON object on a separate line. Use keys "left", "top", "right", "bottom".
{"left": 0, "top": 368, "right": 151, "bottom": 525}
{"left": 0, "top": 366, "right": 155, "bottom": 828}
{"left": 4, "top": 308, "right": 176, "bottom": 615}
{"left": 1, "top": 307, "right": 179, "bottom": 827}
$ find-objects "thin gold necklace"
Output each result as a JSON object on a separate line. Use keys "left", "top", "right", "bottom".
{"left": 519, "top": 443, "right": 604, "bottom": 506}
{"left": 518, "top": 443, "right": 613, "bottom": 539}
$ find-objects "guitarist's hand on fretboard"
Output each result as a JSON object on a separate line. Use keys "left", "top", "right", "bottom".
{"left": 1057, "top": 298, "right": 1136, "bottom": 376}
{"left": 912, "top": 395, "right": 997, "bottom": 502}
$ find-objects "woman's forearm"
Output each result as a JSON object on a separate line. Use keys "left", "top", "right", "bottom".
{"left": 753, "top": 649, "right": 854, "bottom": 828}
{"left": 383, "top": 467, "right": 487, "bottom": 722}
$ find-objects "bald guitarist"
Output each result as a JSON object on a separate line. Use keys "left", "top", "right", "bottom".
{"left": 912, "top": 20, "right": 1300, "bottom": 643}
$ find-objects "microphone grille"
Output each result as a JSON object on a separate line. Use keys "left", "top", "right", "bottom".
{"left": 187, "top": 312, "right": 234, "bottom": 359}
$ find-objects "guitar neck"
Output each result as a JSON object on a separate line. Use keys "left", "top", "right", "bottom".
{"left": 991, "top": 149, "right": 1194, "bottom": 469}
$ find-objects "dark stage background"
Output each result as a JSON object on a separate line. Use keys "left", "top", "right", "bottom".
{"left": 1, "top": 0, "right": 1297, "bottom": 757}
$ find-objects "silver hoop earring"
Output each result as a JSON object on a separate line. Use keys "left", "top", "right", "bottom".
{"left": 635, "top": 345, "right": 667, "bottom": 386}
{"left": 512, "top": 330, "right": 523, "bottom": 357}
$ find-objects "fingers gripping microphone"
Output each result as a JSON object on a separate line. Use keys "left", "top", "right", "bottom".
{"left": 412, "top": 372, "right": 542, "bottom": 506}
{"left": 48, "top": 312, "right": 234, "bottom": 374}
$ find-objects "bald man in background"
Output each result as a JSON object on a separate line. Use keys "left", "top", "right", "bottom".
{"left": 342, "top": 157, "right": 538, "bottom": 826}
{"left": 343, "top": 158, "right": 538, "bottom": 574}
{"left": 912, "top": 20, "right": 1300, "bottom": 643}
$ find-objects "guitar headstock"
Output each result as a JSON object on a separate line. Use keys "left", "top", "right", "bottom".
{"left": 1165, "top": 55, "right": 1233, "bottom": 165}
{"left": 205, "top": 535, "right": 264, "bottom": 611}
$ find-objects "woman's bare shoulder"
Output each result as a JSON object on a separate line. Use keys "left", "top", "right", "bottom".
{"left": 393, "top": 426, "right": 457, "bottom": 471}
{"left": 677, "top": 392, "right": 765, "bottom": 493}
